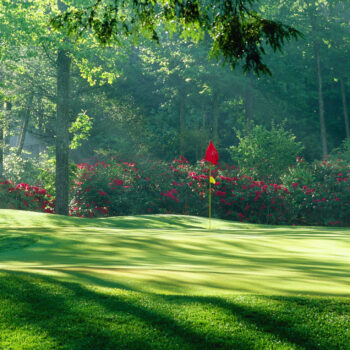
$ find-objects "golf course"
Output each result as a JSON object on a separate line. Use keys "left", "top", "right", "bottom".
{"left": 1, "top": 209, "right": 350, "bottom": 349}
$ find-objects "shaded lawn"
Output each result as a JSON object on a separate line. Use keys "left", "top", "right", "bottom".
{"left": 1, "top": 272, "right": 350, "bottom": 350}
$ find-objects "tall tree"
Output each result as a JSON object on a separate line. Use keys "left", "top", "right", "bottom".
{"left": 0, "top": 104, "right": 4, "bottom": 178}
{"left": 340, "top": 78, "right": 350, "bottom": 138}
{"left": 55, "top": 0, "right": 72, "bottom": 215}
{"left": 17, "top": 94, "right": 34, "bottom": 156}
{"left": 307, "top": 0, "right": 328, "bottom": 156}
{"left": 244, "top": 72, "right": 255, "bottom": 124}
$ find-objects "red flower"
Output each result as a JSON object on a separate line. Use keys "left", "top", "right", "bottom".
{"left": 215, "top": 191, "right": 226, "bottom": 197}
{"left": 204, "top": 141, "right": 219, "bottom": 166}
{"left": 113, "top": 179, "right": 124, "bottom": 186}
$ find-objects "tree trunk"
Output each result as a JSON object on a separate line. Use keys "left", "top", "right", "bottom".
{"left": 55, "top": 0, "right": 71, "bottom": 215}
{"left": 244, "top": 72, "right": 254, "bottom": 124}
{"left": 0, "top": 102, "right": 12, "bottom": 178}
{"left": 0, "top": 108, "right": 3, "bottom": 179}
{"left": 3, "top": 102, "right": 11, "bottom": 155}
{"left": 17, "top": 95, "right": 33, "bottom": 156}
{"left": 213, "top": 94, "right": 219, "bottom": 146}
{"left": 179, "top": 89, "right": 186, "bottom": 155}
{"left": 340, "top": 77, "right": 350, "bottom": 139}
{"left": 308, "top": 0, "right": 328, "bottom": 157}
{"left": 314, "top": 43, "right": 328, "bottom": 157}
{"left": 201, "top": 104, "right": 206, "bottom": 157}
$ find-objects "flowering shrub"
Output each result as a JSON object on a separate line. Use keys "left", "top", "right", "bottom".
{"left": 3, "top": 153, "right": 347, "bottom": 226}
{"left": 70, "top": 157, "right": 203, "bottom": 217}
{"left": 69, "top": 156, "right": 350, "bottom": 227}
{"left": 0, "top": 181, "right": 55, "bottom": 213}
{"left": 279, "top": 157, "right": 350, "bottom": 226}
{"left": 295, "top": 158, "right": 349, "bottom": 226}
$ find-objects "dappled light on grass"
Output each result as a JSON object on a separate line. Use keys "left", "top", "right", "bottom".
{"left": 1, "top": 210, "right": 350, "bottom": 296}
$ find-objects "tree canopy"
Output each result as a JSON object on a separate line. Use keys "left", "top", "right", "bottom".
{"left": 51, "top": 0, "right": 300, "bottom": 75}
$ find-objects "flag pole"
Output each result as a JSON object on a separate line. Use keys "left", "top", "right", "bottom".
{"left": 209, "top": 164, "right": 212, "bottom": 230}
{"left": 204, "top": 140, "right": 218, "bottom": 231}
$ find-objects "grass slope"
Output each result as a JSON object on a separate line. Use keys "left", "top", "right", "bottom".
{"left": 1, "top": 210, "right": 350, "bottom": 349}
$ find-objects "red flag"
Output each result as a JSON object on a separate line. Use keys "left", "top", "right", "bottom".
{"left": 205, "top": 141, "right": 219, "bottom": 166}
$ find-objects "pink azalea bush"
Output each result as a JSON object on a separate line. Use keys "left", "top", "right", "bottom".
{"left": 3, "top": 155, "right": 348, "bottom": 226}
{"left": 283, "top": 157, "right": 350, "bottom": 226}
{"left": 69, "top": 156, "right": 204, "bottom": 217}
{"left": 0, "top": 180, "right": 55, "bottom": 213}
{"left": 69, "top": 156, "right": 350, "bottom": 226}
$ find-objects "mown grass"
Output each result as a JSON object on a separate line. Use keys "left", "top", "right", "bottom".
{"left": 0, "top": 209, "right": 350, "bottom": 349}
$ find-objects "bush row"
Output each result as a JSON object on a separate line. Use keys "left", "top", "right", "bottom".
{"left": 69, "top": 156, "right": 350, "bottom": 226}
{"left": 1, "top": 155, "right": 348, "bottom": 226}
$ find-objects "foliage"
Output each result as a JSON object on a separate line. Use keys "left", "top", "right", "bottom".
{"left": 329, "top": 137, "right": 350, "bottom": 162}
{"left": 69, "top": 155, "right": 350, "bottom": 227}
{"left": 2, "top": 0, "right": 350, "bottom": 169}
{"left": 5, "top": 153, "right": 347, "bottom": 227}
{"left": 0, "top": 180, "right": 54, "bottom": 213}
{"left": 69, "top": 110, "right": 93, "bottom": 150}
{"left": 281, "top": 156, "right": 315, "bottom": 187}
{"left": 3, "top": 152, "right": 40, "bottom": 185}
{"left": 70, "top": 156, "right": 204, "bottom": 217}
{"left": 51, "top": 0, "right": 300, "bottom": 75}
{"left": 3, "top": 148, "right": 78, "bottom": 197}
{"left": 229, "top": 124, "right": 304, "bottom": 182}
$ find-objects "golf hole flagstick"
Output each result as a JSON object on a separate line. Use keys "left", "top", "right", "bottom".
{"left": 204, "top": 141, "right": 219, "bottom": 230}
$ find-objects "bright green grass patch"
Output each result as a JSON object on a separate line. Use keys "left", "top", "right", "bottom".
{"left": 1, "top": 210, "right": 350, "bottom": 349}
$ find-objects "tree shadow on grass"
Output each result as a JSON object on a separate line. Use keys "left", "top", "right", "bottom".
{"left": 1, "top": 271, "right": 350, "bottom": 350}
{"left": 0, "top": 233, "right": 39, "bottom": 252}
{"left": 174, "top": 295, "right": 350, "bottom": 350}
{"left": 0, "top": 271, "right": 252, "bottom": 350}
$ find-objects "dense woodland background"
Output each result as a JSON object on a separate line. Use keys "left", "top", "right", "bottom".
{"left": 0, "top": 0, "right": 349, "bottom": 172}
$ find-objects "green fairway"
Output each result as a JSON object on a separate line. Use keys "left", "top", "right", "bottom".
{"left": 1, "top": 209, "right": 350, "bottom": 296}
{"left": 1, "top": 210, "right": 350, "bottom": 349}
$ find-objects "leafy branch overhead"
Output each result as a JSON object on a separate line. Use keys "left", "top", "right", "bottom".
{"left": 69, "top": 111, "right": 93, "bottom": 150}
{"left": 51, "top": 0, "right": 301, "bottom": 75}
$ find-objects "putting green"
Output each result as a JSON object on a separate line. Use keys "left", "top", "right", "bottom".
{"left": 1, "top": 209, "right": 349, "bottom": 296}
